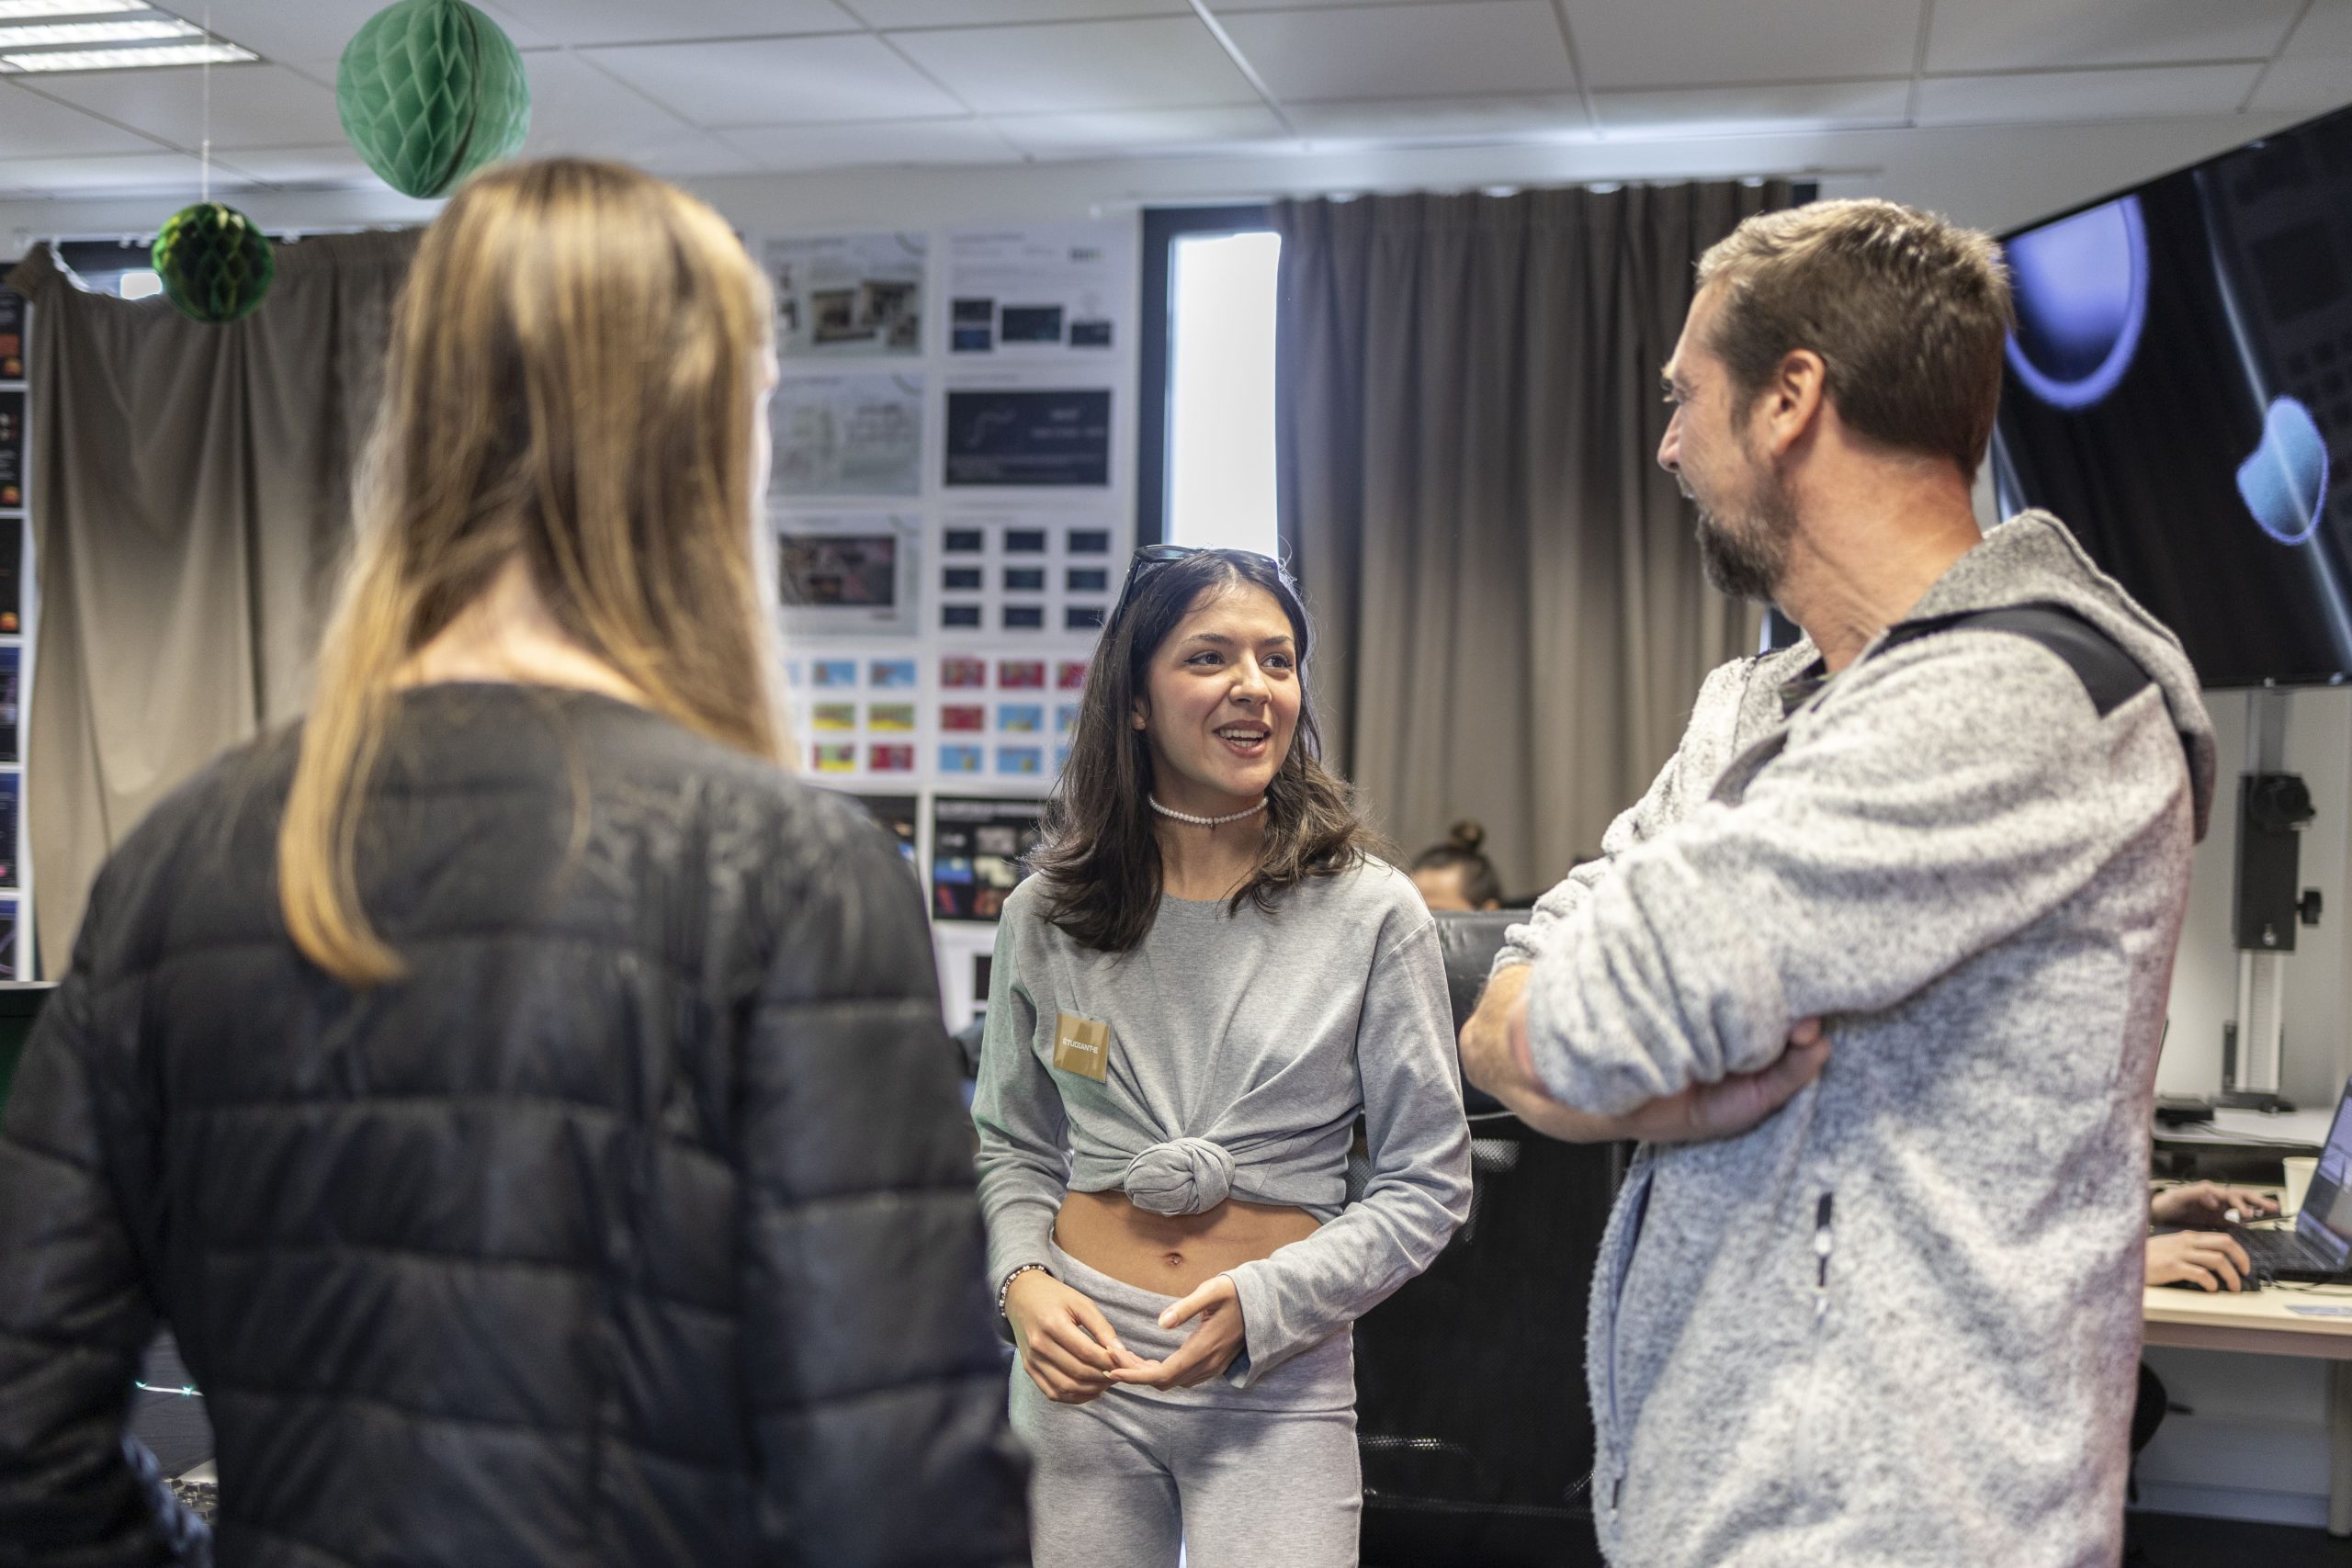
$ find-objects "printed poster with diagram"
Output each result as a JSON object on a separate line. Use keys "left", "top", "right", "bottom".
{"left": 767, "top": 232, "right": 925, "bottom": 358}
{"left": 770, "top": 371, "right": 924, "bottom": 498}
{"left": 775, "top": 512, "right": 920, "bottom": 637}
{"left": 931, "top": 795, "right": 1045, "bottom": 922}
{"left": 944, "top": 386, "right": 1111, "bottom": 489}
{"left": 946, "top": 222, "right": 1131, "bottom": 359}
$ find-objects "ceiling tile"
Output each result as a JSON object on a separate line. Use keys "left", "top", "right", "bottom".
{"left": 993, "top": 103, "right": 1289, "bottom": 157}
{"left": 1207, "top": 0, "right": 1505, "bottom": 8}
{"left": 2250, "top": 3, "right": 2352, "bottom": 115}
{"left": 1563, "top": 0, "right": 1922, "bottom": 90}
{"left": 209, "top": 143, "right": 379, "bottom": 188}
{"left": 717, "top": 118, "right": 1021, "bottom": 171}
{"left": 26, "top": 62, "right": 344, "bottom": 152}
{"left": 1218, "top": 1, "right": 1573, "bottom": 102}
{"left": 847, "top": 0, "right": 1182, "bottom": 23}
{"left": 0, "top": 151, "right": 211, "bottom": 197}
{"left": 1926, "top": 0, "right": 2303, "bottom": 73}
{"left": 1286, "top": 93, "right": 1589, "bottom": 140}
{"left": 887, "top": 17, "right": 1258, "bottom": 113}
{"left": 1915, "top": 63, "right": 2264, "bottom": 127}
{"left": 514, "top": 53, "right": 758, "bottom": 170}
{"left": 580, "top": 35, "right": 967, "bottom": 126}
{"left": 478, "top": 0, "right": 857, "bottom": 47}
{"left": 146, "top": 0, "right": 389, "bottom": 62}
{"left": 1593, "top": 78, "right": 1910, "bottom": 134}
{"left": 0, "top": 80, "right": 163, "bottom": 158}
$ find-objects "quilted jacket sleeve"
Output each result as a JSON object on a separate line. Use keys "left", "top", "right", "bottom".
{"left": 0, "top": 877, "right": 206, "bottom": 1568}
{"left": 738, "top": 810, "right": 1028, "bottom": 1567}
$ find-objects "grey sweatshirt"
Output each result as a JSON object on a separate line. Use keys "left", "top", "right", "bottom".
{"left": 974, "top": 858, "right": 1473, "bottom": 1390}
{"left": 1499, "top": 513, "right": 2216, "bottom": 1568}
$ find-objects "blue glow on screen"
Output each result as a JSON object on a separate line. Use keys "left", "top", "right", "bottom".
{"left": 2237, "top": 396, "right": 2330, "bottom": 546}
{"left": 2005, "top": 196, "right": 2150, "bottom": 411}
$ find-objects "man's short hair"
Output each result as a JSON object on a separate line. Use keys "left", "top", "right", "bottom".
{"left": 1696, "top": 198, "right": 2015, "bottom": 479}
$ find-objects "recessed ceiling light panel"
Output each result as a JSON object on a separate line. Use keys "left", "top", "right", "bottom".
{"left": 0, "top": 1, "right": 150, "bottom": 17}
{"left": 0, "top": 17, "right": 195, "bottom": 44}
{"left": 0, "top": 39, "right": 253, "bottom": 70}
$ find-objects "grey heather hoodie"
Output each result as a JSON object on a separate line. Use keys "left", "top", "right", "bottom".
{"left": 1498, "top": 512, "right": 2216, "bottom": 1568}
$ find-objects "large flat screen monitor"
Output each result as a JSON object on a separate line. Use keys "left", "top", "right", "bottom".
{"left": 1992, "top": 106, "right": 2352, "bottom": 689}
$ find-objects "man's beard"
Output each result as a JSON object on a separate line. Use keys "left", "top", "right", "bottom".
{"left": 1689, "top": 468, "right": 1798, "bottom": 604}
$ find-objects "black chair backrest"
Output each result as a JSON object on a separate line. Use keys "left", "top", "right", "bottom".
{"left": 1432, "top": 909, "right": 1522, "bottom": 1116}
{"left": 1358, "top": 909, "right": 1618, "bottom": 1566}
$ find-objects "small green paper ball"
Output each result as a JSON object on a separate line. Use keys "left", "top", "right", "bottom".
{"left": 337, "top": 0, "right": 531, "bottom": 200}
{"left": 152, "top": 203, "right": 276, "bottom": 324}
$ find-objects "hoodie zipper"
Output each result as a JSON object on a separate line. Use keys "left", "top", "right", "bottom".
{"left": 1602, "top": 1161, "right": 1655, "bottom": 1517}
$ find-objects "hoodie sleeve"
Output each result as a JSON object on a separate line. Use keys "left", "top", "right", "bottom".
{"left": 1493, "top": 656, "right": 1758, "bottom": 975}
{"left": 1522, "top": 632, "right": 2193, "bottom": 1115}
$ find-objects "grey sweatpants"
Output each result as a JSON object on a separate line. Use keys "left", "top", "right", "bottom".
{"left": 1011, "top": 1239, "right": 1362, "bottom": 1568}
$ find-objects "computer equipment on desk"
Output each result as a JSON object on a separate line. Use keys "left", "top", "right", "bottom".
{"left": 2231, "top": 1075, "right": 2352, "bottom": 1285}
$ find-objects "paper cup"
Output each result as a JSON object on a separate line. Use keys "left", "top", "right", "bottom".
{"left": 2284, "top": 1156, "right": 2318, "bottom": 1217}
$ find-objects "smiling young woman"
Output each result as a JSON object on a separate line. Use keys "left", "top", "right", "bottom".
{"left": 971, "top": 547, "right": 1474, "bottom": 1568}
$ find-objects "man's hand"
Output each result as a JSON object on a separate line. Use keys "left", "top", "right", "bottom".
{"left": 2150, "top": 1181, "right": 2278, "bottom": 1229}
{"left": 1460, "top": 964, "right": 1828, "bottom": 1145}
{"left": 2147, "top": 1228, "right": 2253, "bottom": 1292}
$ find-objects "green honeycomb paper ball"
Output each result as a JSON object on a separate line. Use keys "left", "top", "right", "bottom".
{"left": 337, "top": 0, "right": 531, "bottom": 199}
{"left": 152, "top": 203, "right": 277, "bottom": 324}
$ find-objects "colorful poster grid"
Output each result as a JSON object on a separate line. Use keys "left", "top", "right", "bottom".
{"left": 785, "top": 654, "right": 925, "bottom": 781}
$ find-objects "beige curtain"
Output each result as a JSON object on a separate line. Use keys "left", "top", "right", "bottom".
{"left": 1275, "top": 181, "right": 1790, "bottom": 898}
{"left": 6, "top": 231, "right": 417, "bottom": 971}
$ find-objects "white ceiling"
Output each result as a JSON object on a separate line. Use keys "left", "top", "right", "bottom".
{"left": 0, "top": 0, "right": 2345, "bottom": 199}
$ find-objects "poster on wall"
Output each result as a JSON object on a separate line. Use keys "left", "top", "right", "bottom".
{"left": 786, "top": 651, "right": 923, "bottom": 783}
{"left": 946, "top": 224, "right": 1128, "bottom": 358}
{"left": 0, "top": 772, "right": 19, "bottom": 888}
{"left": 934, "top": 651, "right": 1084, "bottom": 783}
{"left": 767, "top": 232, "right": 925, "bottom": 358}
{"left": 0, "top": 389, "right": 21, "bottom": 509}
{"left": 932, "top": 514, "right": 1115, "bottom": 636}
{"left": 771, "top": 372, "right": 923, "bottom": 498}
{"left": 931, "top": 795, "right": 1045, "bottom": 921}
{"left": 944, "top": 388, "right": 1111, "bottom": 489}
{"left": 852, "top": 792, "right": 922, "bottom": 878}
{"left": 0, "top": 648, "right": 19, "bottom": 766}
{"left": 0, "top": 285, "right": 23, "bottom": 380}
{"left": 776, "top": 513, "right": 920, "bottom": 637}
{"left": 0, "top": 519, "right": 21, "bottom": 634}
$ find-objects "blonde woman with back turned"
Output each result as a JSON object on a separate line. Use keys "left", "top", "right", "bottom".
{"left": 0, "top": 159, "right": 1026, "bottom": 1567}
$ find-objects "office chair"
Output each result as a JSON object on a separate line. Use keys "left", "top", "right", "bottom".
{"left": 1355, "top": 910, "right": 1624, "bottom": 1568}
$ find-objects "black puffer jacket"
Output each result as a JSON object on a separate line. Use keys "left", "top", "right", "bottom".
{"left": 0, "top": 684, "right": 1028, "bottom": 1567}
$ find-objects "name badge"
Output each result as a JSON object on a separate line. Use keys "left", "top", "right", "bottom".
{"left": 1052, "top": 1012, "right": 1114, "bottom": 1082}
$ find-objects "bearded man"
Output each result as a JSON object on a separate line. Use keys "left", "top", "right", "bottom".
{"left": 1461, "top": 199, "right": 2216, "bottom": 1568}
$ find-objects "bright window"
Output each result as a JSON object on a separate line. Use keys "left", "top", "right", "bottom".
{"left": 1164, "top": 230, "right": 1281, "bottom": 557}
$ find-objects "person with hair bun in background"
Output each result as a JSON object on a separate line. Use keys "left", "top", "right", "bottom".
{"left": 1410, "top": 819, "right": 1506, "bottom": 912}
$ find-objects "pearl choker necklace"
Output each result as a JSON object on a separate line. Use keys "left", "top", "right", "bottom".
{"left": 1148, "top": 794, "right": 1267, "bottom": 828}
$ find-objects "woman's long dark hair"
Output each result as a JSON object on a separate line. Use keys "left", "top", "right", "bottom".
{"left": 1029, "top": 548, "right": 1381, "bottom": 953}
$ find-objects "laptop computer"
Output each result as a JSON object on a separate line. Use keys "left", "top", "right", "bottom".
{"left": 2233, "top": 1076, "right": 2352, "bottom": 1284}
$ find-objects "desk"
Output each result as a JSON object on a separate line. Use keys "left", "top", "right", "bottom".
{"left": 2144, "top": 1266, "right": 2352, "bottom": 1531}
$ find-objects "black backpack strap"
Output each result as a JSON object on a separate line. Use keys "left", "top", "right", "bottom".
{"left": 1877, "top": 602, "right": 2154, "bottom": 718}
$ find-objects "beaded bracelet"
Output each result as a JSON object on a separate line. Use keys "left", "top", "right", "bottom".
{"left": 997, "top": 1262, "right": 1050, "bottom": 1319}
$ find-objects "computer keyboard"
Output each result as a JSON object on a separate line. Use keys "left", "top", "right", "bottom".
{"left": 2235, "top": 1225, "right": 2345, "bottom": 1278}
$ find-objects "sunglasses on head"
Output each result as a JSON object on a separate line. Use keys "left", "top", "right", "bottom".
{"left": 1108, "top": 545, "right": 1297, "bottom": 632}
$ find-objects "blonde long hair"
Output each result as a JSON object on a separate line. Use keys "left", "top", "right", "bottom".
{"left": 280, "top": 158, "right": 780, "bottom": 987}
